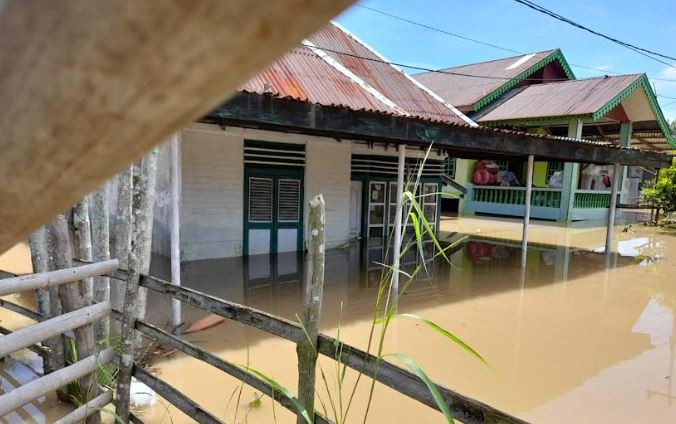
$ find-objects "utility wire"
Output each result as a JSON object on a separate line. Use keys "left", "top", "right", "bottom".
{"left": 512, "top": 0, "right": 676, "bottom": 68}
{"left": 355, "top": 3, "right": 676, "bottom": 83}
{"left": 298, "top": 44, "right": 676, "bottom": 101}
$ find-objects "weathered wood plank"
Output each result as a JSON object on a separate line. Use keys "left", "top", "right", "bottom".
{"left": 209, "top": 92, "right": 672, "bottom": 168}
{"left": 139, "top": 274, "right": 527, "bottom": 424}
{"left": 0, "top": 0, "right": 354, "bottom": 255}
{"left": 132, "top": 366, "right": 223, "bottom": 424}
{"left": 134, "top": 319, "right": 332, "bottom": 424}
{"left": 297, "top": 194, "right": 325, "bottom": 424}
{"left": 53, "top": 390, "right": 114, "bottom": 424}
{"left": 0, "top": 259, "right": 119, "bottom": 296}
{"left": 0, "top": 302, "right": 110, "bottom": 358}
{"left": 0, "top": 348, "right": 113, "bottom": 417}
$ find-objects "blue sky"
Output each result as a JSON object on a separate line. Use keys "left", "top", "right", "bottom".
{"left": 336, "top": 0, "right": 676, "bottom": 121}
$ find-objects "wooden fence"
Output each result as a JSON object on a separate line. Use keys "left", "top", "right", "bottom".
{"left": 0, "top": 203, "right": 528, "bottom": 424}
{"left": 0, "top": 259, "right": 119, "bottom": 424}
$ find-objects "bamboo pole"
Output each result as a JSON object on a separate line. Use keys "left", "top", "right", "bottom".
{"left": 169, "top": 134, "right": 182, "bottom": 328}
{"left": 46, "top": 214, "right": 101, "bottom": 423}
{"left": 112, "top": 166, "right": 133, "bottom": 334}
{"left": 133, "top": 149, "right": 159, "bottom": 322}
{"left": 116, "top": 150, "right": 160, "bottom": 421}
{"left": 0, "top": 260, "right": 119, "bottom": 296}
{"left": 73, "top": 199, "right": 94, "bottom": 304}
{"left": 27, "top": 226, "right": 64, "bottom": 373}
{"left": 90, "top": 186, "right": 111, "bottom": 343}
{"left": 0, "top": 348, "right": 113, "bottom": 418}
{"left": 297, "top": 194, "right": 325, "bottom": 424}
{"left": 53, "top": 390, "right": 113, "bottom": 424}
{"left": 0, "top": 302, "right": 110, "bottom": 358}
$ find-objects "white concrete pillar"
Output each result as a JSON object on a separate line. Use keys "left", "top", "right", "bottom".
{"left": 521, "top": 154, "right": 534, "bottom": 268}
{"left": 170, "top": 133, "right": 182, "bottom": 327}
{"left": 392, "top": 144, "right": 406, "bottom": 294}
{"left": 605, "top": 162, "right": 621, "bottom": 255}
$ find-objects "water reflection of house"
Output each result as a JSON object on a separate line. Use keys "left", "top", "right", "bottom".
{"left": 415, "top": 50, "right": 675, "bottom": 221}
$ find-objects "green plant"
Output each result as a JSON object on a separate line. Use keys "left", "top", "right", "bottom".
{"left": 642, "top": 159, "right": 676, "bottom": 216}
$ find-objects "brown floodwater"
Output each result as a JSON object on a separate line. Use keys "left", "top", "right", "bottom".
{"left": 1, "top": 215, "right": 676, "bottom": 423}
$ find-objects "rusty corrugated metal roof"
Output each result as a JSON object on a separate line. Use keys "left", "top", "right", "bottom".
{"left": 476, "top": 75, "right": 643, "bottom": 122}
{"left": 240, "top": 23, "right": 469, "bottom": 125}
{"left": 412, "top": 50, "right": 567, "bottom": 110}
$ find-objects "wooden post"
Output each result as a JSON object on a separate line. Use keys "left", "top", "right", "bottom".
{"left": 90, "top": 186, "right": 111, "bottom": 343}
{"left": 112, "top": 165, "right": 133, "bottom": 333}
{"left": 170, "top": 134, "right": 182, "bottom": 328}
{"left": 27, "top": 226, "right": 64, "bottom": 373}
{"left": 46, "top": 214, "right": 101, "bottom": 423}
{"left": 618, "top": 122, "right": 632, "bottom": 204}
{"left": 392, "top": 144, "right": 405, "bottom": 294}
{"left": 560, "top": 119, "right": 583, "bottom": 221}
{"left": 605, "top": 163, "right": 621, "bottom": 255}
{"left": 521, "top": 155, "right": 534, "bottom": 268}
{"left": 133, "top": 149, "right": 159, "bottom": 322}
{"left": 72, "top": 199, "right": 93, "bottom": 304}
{"left": 296, "top": 194, "right": 325, "bottom": 424}
{"left": 117, "top": 149, "right": 159, "bottom": 421}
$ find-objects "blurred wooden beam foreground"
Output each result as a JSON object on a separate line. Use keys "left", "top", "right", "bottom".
{"left": 0, "top": 0, "right": 353, "bottom": 254}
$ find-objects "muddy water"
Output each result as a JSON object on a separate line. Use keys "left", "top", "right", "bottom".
{"left": 1, "top": 217, "right": 676, "bottom": 423}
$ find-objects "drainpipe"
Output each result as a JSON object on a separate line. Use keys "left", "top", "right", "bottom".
{"left": 605, "top": 163, "right": 621, "bottom": 256}
{"left": 392, "top": 144, "right": 406, "bottom": 294}
{"left": 521, "top": 154, "right": 534, "bottom": 268}
{"left": 170, "top": 133, "right": 182, "bottom": 328}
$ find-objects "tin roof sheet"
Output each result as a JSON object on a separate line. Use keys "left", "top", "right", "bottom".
{"left": 412, "top": 50, "right": 561, "bottom": 110}
{"left": 240, "top": 23, "right": 468, "bottom": 124}
{"left": 476, "top": 75, "right": 643, "bottom": 122}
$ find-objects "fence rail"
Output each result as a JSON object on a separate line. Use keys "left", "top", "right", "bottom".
{"left": 0, "top": 261, "right": 118, "bottom": 423}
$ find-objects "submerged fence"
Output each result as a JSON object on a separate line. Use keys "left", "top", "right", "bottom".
{"left": 0, "top": 201, "right": 528, "bottom": 424}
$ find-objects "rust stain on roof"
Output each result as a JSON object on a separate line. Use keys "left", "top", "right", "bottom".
{"left": 476, "top": 75, "right": 642, "bottom": 122}
{"left": 240, "top": 23, "right": 467, "bottom": 125}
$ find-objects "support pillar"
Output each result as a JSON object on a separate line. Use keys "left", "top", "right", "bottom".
{"left": 560, "top": 119, "right": 583, "bottom": 221}
{"left": 521, "top": 154, "right": 534, "bottom": 268}
{"left": 392, "top": 144, "right": 405, "bottom": 294}
{"left": 618, "top": 122, "right": 633, "bottom": 205}
{"left": 169, "top": 134, "right": 182, "bottom": 328}
{"left": 605, "top": 163, "right": 621, "bottom": 255}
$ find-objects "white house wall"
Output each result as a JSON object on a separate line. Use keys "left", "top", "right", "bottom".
{"left": 180, "top": 124, "right": 244, "bottom": 260}
{"left": 177, "top": 124, "right": 444, "bottom": 261}
{"left": 305, "top": 139, "right": 352, "bottom": 250}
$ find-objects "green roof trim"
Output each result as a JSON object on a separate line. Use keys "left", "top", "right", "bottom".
{"left": 592, "top": 74, "right": 676, "bottom": 147}
{"left": 473, "top": 49, "right": 575, "bottom": 112}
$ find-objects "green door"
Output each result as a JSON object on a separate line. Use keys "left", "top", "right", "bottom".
{"left": 244, "top": 168, "right": 303, "bottom": 256}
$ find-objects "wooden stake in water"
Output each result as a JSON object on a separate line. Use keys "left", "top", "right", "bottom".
{"left": 297, "top": 194, "right": 325, "bottom": 424}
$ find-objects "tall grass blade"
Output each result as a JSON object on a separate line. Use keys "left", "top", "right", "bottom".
{"left": 391, "top": 314, "right": 487, "bottom": 365}
{"left": 235, "top": 365, "right": 313, "bottom": 424}
{"left": 383, "top": 353, "right": 454, "bottom": 424}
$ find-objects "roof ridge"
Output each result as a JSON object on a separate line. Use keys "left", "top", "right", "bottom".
{"left": 414, "top": 49, "right": 559, "bottom": 75}
{"left": 524, "top": 73, "right": 644, "bottom": 88}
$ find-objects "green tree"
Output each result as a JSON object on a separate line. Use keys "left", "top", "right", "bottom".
{"left": 642, "top": 158, "right": 676, "bottom": 214}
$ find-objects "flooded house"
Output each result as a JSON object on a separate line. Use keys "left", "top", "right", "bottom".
{"left": 150, "top": 22, "right": 477, "bottom": 262}
{"left": 415, "top": 50, "right": 676, "bottom": 221}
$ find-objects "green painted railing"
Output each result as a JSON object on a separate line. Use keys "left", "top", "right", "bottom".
{"left": 471, "top": 186, "right": 562, "bottom": 208}
{"left": 573, "top": 190, "right": 619, "bottom": 208}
